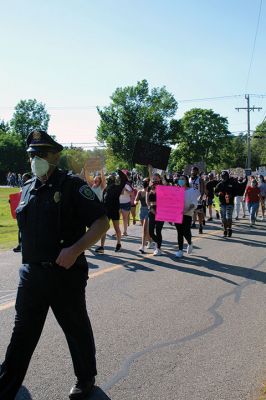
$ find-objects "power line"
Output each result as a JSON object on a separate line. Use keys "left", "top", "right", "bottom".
{"left": 245, "top": 0, "right": 263, "bottom": 92}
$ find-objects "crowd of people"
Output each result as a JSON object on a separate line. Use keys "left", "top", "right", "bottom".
{"left": 85, "top": 166, "right": 266, "bottom": 258}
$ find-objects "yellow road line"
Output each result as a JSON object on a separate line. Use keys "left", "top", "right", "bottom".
{"left": 0, "top": 228, "right": 223, "bottom": 312}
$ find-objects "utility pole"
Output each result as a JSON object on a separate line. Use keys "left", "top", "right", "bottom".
{"left": 235, "top": 94, "right": 262, "bottom": 169}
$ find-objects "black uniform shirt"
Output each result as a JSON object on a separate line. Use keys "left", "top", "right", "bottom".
{"left": 16, "top": 168, "right": 106, "bottom": 264}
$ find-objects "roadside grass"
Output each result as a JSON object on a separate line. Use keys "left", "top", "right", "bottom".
{"left": 0, "top": 187, "right": 20, "bottom": 251}
{"left": 0, "top": 187, "right": 141, "bottom": 251}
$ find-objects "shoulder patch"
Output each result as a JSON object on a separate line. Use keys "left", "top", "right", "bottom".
{"left": 79, "top": 185, "right": 96, "bottom": 200}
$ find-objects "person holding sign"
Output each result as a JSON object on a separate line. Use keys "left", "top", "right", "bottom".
{"left": 175, "top": 175, "right": 198, "bottom": 258}
{"left": 146, "top": 168, "right": 164, "bottom": 256}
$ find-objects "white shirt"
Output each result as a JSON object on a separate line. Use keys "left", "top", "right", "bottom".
{"left": 184, "top": 188, "right": 198, "bottom": 216}
{"left": 119, "top": 184, "right": 132, "bottom": 204}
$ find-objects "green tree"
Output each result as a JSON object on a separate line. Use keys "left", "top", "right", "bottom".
{"left": 217, "top": 133, "right": 247, "bottom": 170}
{"left": 0, "top": 120, "right": 10, "bottom": 133}
{"left": 59, "top": 147, "right": 107, "bottom": 174}
{"left": 97, "top": 79, "right": 178, "bottom": 165}
{"left": 0, "top": 131, "right": 29, "bottom": 179}
{"left": 170, "top": 108, "right": 230, "bottom": 171}
{"left": 10, "top": 99, "right": 50, "bottom": 139}
{"left": 251, "top": 120, "right": 266, "bottom": 168}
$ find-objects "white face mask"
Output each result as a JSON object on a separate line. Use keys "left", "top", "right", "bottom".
{"left": 31, "top": 156, "right": 50, "bottom": 178}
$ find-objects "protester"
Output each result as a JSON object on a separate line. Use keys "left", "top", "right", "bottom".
{"left": 258, "top": 175, "right": 266, "bottom": 220}
{"left": 189, "top": 166, "right": 205, "bottom": 234}
{"left": 175, "top": 175, "right": 198, "bottom": 257}
{"left": 205, "top": 173, "right": 218, "bottom": 221}
{"left": 146, "top": 166, "right": 164, "bottom": 256}
{"left": 234, "top": 176, "right": 247, "bottom": 219}
{"left": 0, "top": 130, "right": 109, "bottom": 400}
{"left": 215, "top": 170, "right": 238, "bottom": 237}
{"left": 119, "top": 178, "right": 133, "bottom": 236}
{"left": 243, "top": 178, "right": 261, "bottom": 226}
{"left": 134, "top": 178, "right": 152, "bottom": 254}
{"left": 90, "top": 169, "right": 106, "bottom": 201}
{"left": 95, "top": 170, "right": 127, "bottom": 253}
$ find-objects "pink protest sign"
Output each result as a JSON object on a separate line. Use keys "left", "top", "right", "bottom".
{"left": 155, "top": 185, "right": 185, "bottom": 223}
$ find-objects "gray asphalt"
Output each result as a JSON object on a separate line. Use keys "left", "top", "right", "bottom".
{"left": 0, "top": 217, "right": 266, "bottom": 400}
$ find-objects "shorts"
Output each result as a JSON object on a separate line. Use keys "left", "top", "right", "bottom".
{"left": 195, "top": 205, "right": 204, "bottom": 213}
{"left": 220, "top": 204, "right": 234, "bottom": 221}
{"left": 107, "top": 209, "right": 120, "bottom": 221}
{"left": 207, "top": 197, "right": 214, "bottom": 206}
{"left": 139, "top": 206, "right": 149, "bottom": 221}
{"left": 120, "top": 202, "right": 131, "bottom": 212}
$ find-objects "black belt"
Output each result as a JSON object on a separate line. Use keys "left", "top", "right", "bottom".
{"left": 40, "top": 262, "right": 54, "bottom": 268}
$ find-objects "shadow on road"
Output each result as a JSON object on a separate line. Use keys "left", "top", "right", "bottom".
{"left": 15, "top": 386, "right": 32, "bottom": 399}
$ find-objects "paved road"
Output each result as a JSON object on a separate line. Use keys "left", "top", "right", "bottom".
{"left": 0, "top": 218, "right": 266, "bottom": 400}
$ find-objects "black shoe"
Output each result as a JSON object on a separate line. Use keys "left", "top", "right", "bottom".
{"left": 115, "top": 243, "right": 121, "bottom": 252}
{"left": 13, "top": 245, "right": 21, "bottom": 252}
{"left": 228, "top": 229, "right": 232, "bottom": 237}
{"left": 216, "top": 211, "right": 220, "bottom": 219}
{"left": 199, "top": 225, "right": 203, "bottom": 234}
{"left": 223, "top": 230, "right": 227, "bottom": 237}
{"left": 202, "top": 219, "right": 206, "bottom": 226}
{"left": 235, "top": 216, "right": 239, "bottom": 220}
{"left": 191, "top": 223, "right": 196, "bottom": 228}
{"left": 95, "top": 246, "right": 104, "bottom": 254}
{"left": 69, "top": 378, "right": 96, "bottom": 399}
{"left": 207, "top": 217, "right": 213, "bottom": 221}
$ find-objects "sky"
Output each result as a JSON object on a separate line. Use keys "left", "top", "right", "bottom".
{"left": 1, "top": 0, "right": 266, "bottom": 146}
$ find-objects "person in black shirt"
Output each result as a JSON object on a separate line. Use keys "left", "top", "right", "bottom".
{"left": 0, "top": 130, "right": 109, "bottom": 400}
{"left": 205, "top": 173, "right": 218, "bottom": 221}
{"left": 214, "top": 171, "right": 237, "bottom": 237}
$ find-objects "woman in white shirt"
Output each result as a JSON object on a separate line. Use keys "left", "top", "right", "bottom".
{"left": 119, "top": 183, "right": 133, "bottom": 236}
{"left": 175, "top": 175, "right": 198, "bottom": 258}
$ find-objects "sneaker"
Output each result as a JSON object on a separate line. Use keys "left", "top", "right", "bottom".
{"left": 175, "top": 250, "right": 183, "bottom": 258}
{"left": 146, "top": 241, "right": 155, "bottom": 249}
{"left": 122, "top": 232, "right": 128, "bottom": 237}
{"left": 138, "top": 246, "right": 145, "bottom": 254}
{"left": 207, "top": 217, "right": 213, "bottom": 221}
{"left": 115, "top": 243, "right": 121, "bottom": 252}
{"left": 153, "top": 248, "right": 162, "bottom": 256}
{"left": 187, "top": 244, "right": 193, "bottom": 254}
{"left": 199, "top": 225, "right": 203, "bottom": 234}
{"left": 95, "top": 246, "right": 104, "bottom": 254}
{"left": 228, "top": 229, "right": 232, "bottom": 237}
{"left": 191, "top": 223, "right": 196, "bottom": 228}
{"left": 235, "top": 216, "right": 239, "bottom": 220}
{"left": 202, "top": 219, "right": 206, "bottom": 226}
{"left": 133, "top": 219, "right": 136, "bottom": 225}
{"left": 216, "top": 211, "right": 220, "bottom": 219}
{"left": 223, "top": 230, "right": 227, "bottom": 237}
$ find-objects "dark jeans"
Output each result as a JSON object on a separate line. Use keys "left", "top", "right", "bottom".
{"left": 175, "top": 215, "right": 192, "bottom": 251}
{"left": 148, "top": 212, "right": 164, "bottom": 249}
{"left": 0, "top": 263, "right": 96, "bottom": 400}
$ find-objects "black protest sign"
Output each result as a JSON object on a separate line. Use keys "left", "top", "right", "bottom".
{"left": 132, "top": 140, "right": 171, "bottom": 170}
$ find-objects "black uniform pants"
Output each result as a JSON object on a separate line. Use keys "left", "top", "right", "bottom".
{"left": 175, "top": 215, "right": 192, "bottom": 250}
{"left": 148, "top": 212, "right": 164, "bottom": 249}
{"left": 0, "top": 263, "right": 96, "bottom": 400}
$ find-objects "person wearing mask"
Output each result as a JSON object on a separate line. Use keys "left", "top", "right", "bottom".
{"left": 134, "top": 178, "right": 152, "bottom": 254}
{"left": 215, "top": 170, "right": 237, "bottom": 237}
{"left": 95, "top": 170, "right": 128, "bottom": 253}
{"left": 189, "top": 166, "right": 205, "bottom": 234}
{"left": 243, "top": 178, "right": 261, "bottom": 226}
{"left": 146, "top": 166, "right": 164, "bottom": 256}
{"left": 205, "top": 173, "right": 218, "bottom": 221}
{"left": 234, "top": 176, "right": 247, "bottom": 220}
{"left": 175, "top": 175, "right": 198, "bottom": 258}
{"left": 0, "top": 130, "right": 109, "bottom": 400}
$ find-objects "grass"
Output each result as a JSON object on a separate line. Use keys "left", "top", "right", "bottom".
{"left": 0, "top": 187, "right": 20, "bottom": 251}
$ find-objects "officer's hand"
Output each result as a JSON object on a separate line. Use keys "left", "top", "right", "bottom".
{"left": 56, "top": 247, "right": 78, "bottom": 269}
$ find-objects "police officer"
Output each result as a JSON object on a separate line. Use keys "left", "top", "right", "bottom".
{"left": 0, "top": 130, "right": 109, "bottom": 400}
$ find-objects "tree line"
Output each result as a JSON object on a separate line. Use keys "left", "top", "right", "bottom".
{"left": 1, "top": 81, "right": 265, "bottom": 183}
